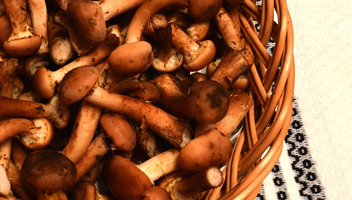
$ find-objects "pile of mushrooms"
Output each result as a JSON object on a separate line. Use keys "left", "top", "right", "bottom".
{"left": 0, "top": 0, "right": 256, "bottom": 199}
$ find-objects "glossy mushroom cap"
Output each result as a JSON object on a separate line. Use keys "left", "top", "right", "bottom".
{"left": 108, "top": 41, "right": 154, "bottom": 76}
{"left": 142, "top": 186, "right": 172, "bottom": 200}
{"left": 183, "top": 39, "right": 216, "bottom": 71}
{"left": 67, "top": 0, "right": 106, "bottom": 46}
{"left": 20, "top": 150, "right": 77, "bottom": 195}
{"left": 187, "top": 80, "right": 230, "bottom": 124}
{"left": 33, "top": 67, "right": 53, "bottom": 99}
{"left": 103, "top": 155, "right": 153, "bottom": 200}
{"left": 188, "top": 0, "right": 223, "bottom": 21}
{"left": 58, "top": 66, "right": 100, "bottom": 105}
{"left": 3, "top": 36, "right": 41, "bottom": 57}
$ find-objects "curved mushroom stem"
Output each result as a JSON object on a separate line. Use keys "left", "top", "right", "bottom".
{"left": 61, "top": 100, "right": 103, "bottom": 164}
{"left": 170, "top": 23, "right": 216, "bottom": 71}
{"left": 125, "top": 0, "right": 189, "bottom": 44}
{"left": 33, "top": 25, "right": 121, "bottom": 99}
{"left": 0, "top": 95, "right": 71, "bottom": 129}
{"left": 0, "top": 118, "right": 53, "bottom": 150}
{"left": 28, "top": 0, "right": 49, "bottom": 56}
{"left": 1, "top": 0, "right": 41, "bottom": 57}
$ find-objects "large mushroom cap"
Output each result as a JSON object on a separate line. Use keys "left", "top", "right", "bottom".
{"left": 58, "top": 66, "right": 100, "bottom": 105}
{"left": 3, "top": 36, "right": 41, "bottom": 57}
{"left": 103, "top": 155, "right": 153, "bottom": 200}
{"left": 188, "top": 0, "right": 223, "bottom": 21}
{"left": 20, "top": 150, "right": 77, "bottom": 194}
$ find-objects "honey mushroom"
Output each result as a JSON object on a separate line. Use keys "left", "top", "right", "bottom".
{"left": 1, "top": 0, "right": 41, "bottom": 57}
{"left": 153, "top": 73, "right": 230, "bottom": 124}
{"left": 103, "top": 149, "right": 180, "bottom": 200}
{"left": 20, "top": 150, "right": 77, "bottom": 200}
{"left": 0, "top": 94, "right": 71, "bottom": 129}
{"left": 142, "top": 186, "right": 172, "bottom": 200}
{"left": 67, "top": 0, "right": 145, "bottom": 46}
{"left": 58, "top": 66, "right": 192, "bottom": 148}
{"left": 187, "top": 0, "right": 223, "bottom": 21}
{"left": 32, "top": 25, "right": 121, "bottom": 99}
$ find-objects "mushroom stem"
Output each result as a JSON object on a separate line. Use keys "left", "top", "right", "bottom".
{"left": 61, "top": 100, "right": 103, "bottom": 164}
{"left": 125, "top": 0, "right": 189, "bottom": 44}
{"left": 99, "top": 0, "right": 146, "bottom": 21}
{"left": 1, "top": 0, "right": 41, "bottom": 57}
{"left": 171, "top": 23, "right": 216, "bottom": 71}
{"left": 0, "top": 95, "right": 70, "bottom": 129}
{"left": 0, "top": 165, "right": 11, "bottom": 197}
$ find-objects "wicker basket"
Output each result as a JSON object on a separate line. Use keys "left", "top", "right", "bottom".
{"left": 206, "top": 0, "right": 295, "bottom": 199}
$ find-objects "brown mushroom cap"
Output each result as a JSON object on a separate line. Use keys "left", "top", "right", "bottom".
{"left": 188, "top": 0, "right": 223, "bottom": 21}
{"left": 178, "top": 128, "right": 232, "bottom": 174}
{"left": 20, "top": 150, "right": 77, "bottom": 195}
{"left": 107, "top": 41, "right": 153, "bottom": 76}
{"left": 58, "top": 66, "right": 100, "bottom": 105}
{"left": 32, "top": 67, "right": 53, "bottom": 99}
{"left": 187, "top": 80, "right": 230, "bottom": 124}
{"left": 3, "top": 36, "right": 42, "bottom": 58}
{"left": 100, "top": 112, "right": 137, "bottom": 151}
{"left": 103, "top": 155, "right": 153, "bottom": 200}
{"left": 0, "top": 15, "right": 11, "bottom": 47}
{"left": 67, "top": 0, "right": 106, "bottom": 46}
{"left": 142, "top": 186, "right": 172, "bottom": 200}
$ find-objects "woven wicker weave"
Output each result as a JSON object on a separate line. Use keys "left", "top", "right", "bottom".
{"left": 206, "top": 0, "right": 295, "bottom": 199}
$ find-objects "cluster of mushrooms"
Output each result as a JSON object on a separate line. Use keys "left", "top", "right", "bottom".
{"left": 0, "top": 0, "right": 256, "bottom": 199}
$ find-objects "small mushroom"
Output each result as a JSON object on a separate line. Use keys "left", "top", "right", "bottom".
{"left": 0, "top": 94, "right": 71, "bottom": 129}
{"left": 186, "top": 20, "right": 212, "bottom": 42}
{"left": 58, "top": 66, "right": 192, "bottom": 148}
{"left": 20, "top": 150, "right": 77, "bottom": 200}
{"left": 178, "top": 128, "right": 232, "bottom": 174}
{"left": 188, "top": 0, "right": 223, "bottom": 21}
{"left": 2, "top": 0, "right": 41, "bottom": 57}
{"left": 153, "top": 73, "right": 229, "bottom": 124}
{"left": 142, "top": 186, "right": 172, "bottom": 200}
{"left": 24, "top": 56, "right": 49, "bottom": 80}
{"left": 33, "top": 25, "right": 120, "bottom": 99}
{"left": 171, "top": 23, "right": 216, "bottom": 71}
{"left": 103, "top": 149, "right": 180, "bottom": 200}
{"left": 100, "top": 112, "right": 137, "bottom": 151}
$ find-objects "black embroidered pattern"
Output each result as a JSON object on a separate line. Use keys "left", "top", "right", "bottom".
{"left": 271, "top": 161, "right": 289, "bottom": 200}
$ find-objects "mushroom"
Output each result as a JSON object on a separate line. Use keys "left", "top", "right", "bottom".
{"left": 230, "top": 73, "right": 250, "bottom": 90}
{"left": 0, "top": 118, "right": 54, "bottom": 150}
{"left": 58, "top": 66, "right": 192, "bottom": 148}
{"left": 0, "top": 94, "right": 71, "bottom": 129}
{"left": 28, "top": 0, "right": 49, "bottom": 56}
{"left": 188, "top": 0, "right": 223, "bottom": 21}
{"left": 61, "top": 100, "right": 103, "bottom": 164}
{"left": 20, "top": 150, "right": 77, "bottom": 200}
{"left": 136, "top": 127, "right": 164, "bottom": 158}
{"left": 147, "top": 13, "right": 184, "bottom": 72}
{"left": 170, "top": 23, "right": 216, "bottom": 71}
{"left": 1, "top": 0, "right": 41, "bottom": 57}
{"left": 0, "top": 15, "right": 11, "bottom": 47}
{"left": 24, "top": 56, "right": 49, "bottom": 79}
{"left": 11, "top": 139, "right": 30, "bottom": 171}
{"left": 103, "top": 149, "right": 180, "bottom": 200}
{"left": 67, "top": 0, "right": 145, "bottom": 46}
{"left": 54, "top": 0, "right": 70, "bottom": 11}
{"left": 100, "top": 112, "right": 137, "bottom": 152}
{"left": 186, "top": 20, "right": 212, "bottom": 42}
{"left": 153, "top": 73, "right": 230, "bottom": 124}
{"left": 0, "top": 164, "right": 11, "bottom": 197}
{"left": 33, "top": 25, "right": 120, "bottom": 99}
{"left": 142, "top": 186, "right": 172, "bottom": 200}
{"left": 178, "top": 128, "right": 232, "bottom": 174}
{"left": 47, "top": 21, "right": 74, "bottom": 65}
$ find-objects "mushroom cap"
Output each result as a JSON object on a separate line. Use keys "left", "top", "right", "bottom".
{"left": 142, "top": 186, "right": 172, "bottom": 200}
{"left": 188, "top": 0, "right": 223, "bottom": 21}
{"left": 108, "top": 41, "right": 153, "bottom": 76}
{"left": 100, "top": 112, "right": 137, "bottom": 151}
{"left": 187, "top": 80, "right": 229, "bottom": 124}
{"left": 178, "top": 128, "right": 232, "bottom": 174}
{"left": 33, "top": 67, "right": 54, "bottom": 99}
{"left": 103, "top": 155, "right": 153, "bottom": 200}
{"left": 20, "top": 150, "right": 77, "bottom": 194}
{"left": 3, "top": 36, "right": 41, "bottom": 57}
{"left": 0, "top": 15, "right": 11, "bottom": 46}
{"left": 183, "top": 40, "right": 216, "bottom": 71}
{"left": 20, "top": 118, "right": 54, "bottom": 150}
{"left": 67, "top": 0, "right": 106, "bottom": 46}
{"left": 58, "top": 66, "right": 100, "bottom": 105}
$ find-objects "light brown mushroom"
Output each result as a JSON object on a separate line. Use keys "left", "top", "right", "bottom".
{"left": 32, "top": 25, "right": 120, "bottom": 99}
{"left": 0, "top": 94, "right": 71, "bottom": 129}
{"left": 136, "top": 127, "right": 164, "bottom": 158}
{"left": 142, "top": 186, "right": 172, "bottom": 200}
{"left": 20, "top": 150, "right": 77, "bottom": 200}
{"left": 67, "top": 0, "right": 145, "bottom": 46}
{"left": 58, "top": 66, "right": 192, "bottom": 148}
{"left": 178, "top": 128, "right": 232, "bottom": 174}
{"left": 0, "top": 118, "right": 54, "bottom": 150}
{"left": 1, "top": 0, "right": 41, "bottom": 57}
{"left": 171, "top": 23, "right": 216, "bottom": 71}
{"left": 103, "top": 149, "right": 180, "bottom": 200}
{"left": 28, "top": 0, "right": 49, "bottom": 56}
{"left": 61, "top": 100, "right": 103, "bottom": 164}
{"left": 24, "top": 56, "right": 49, "bottom": 79}
{"left": 100, "top": 112, "right": 137, "bottom": 152}
{"left": 153, "top": 73, "right": 229, "bottom": 124}
{"left": 0, "top": 15, "right": 11, "bottom": 47}
{"left": 186, "top": 20, "right": 212, "bottom": 42}
{"left": 188, "top": 0, "right": 223, "bottom": 21}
